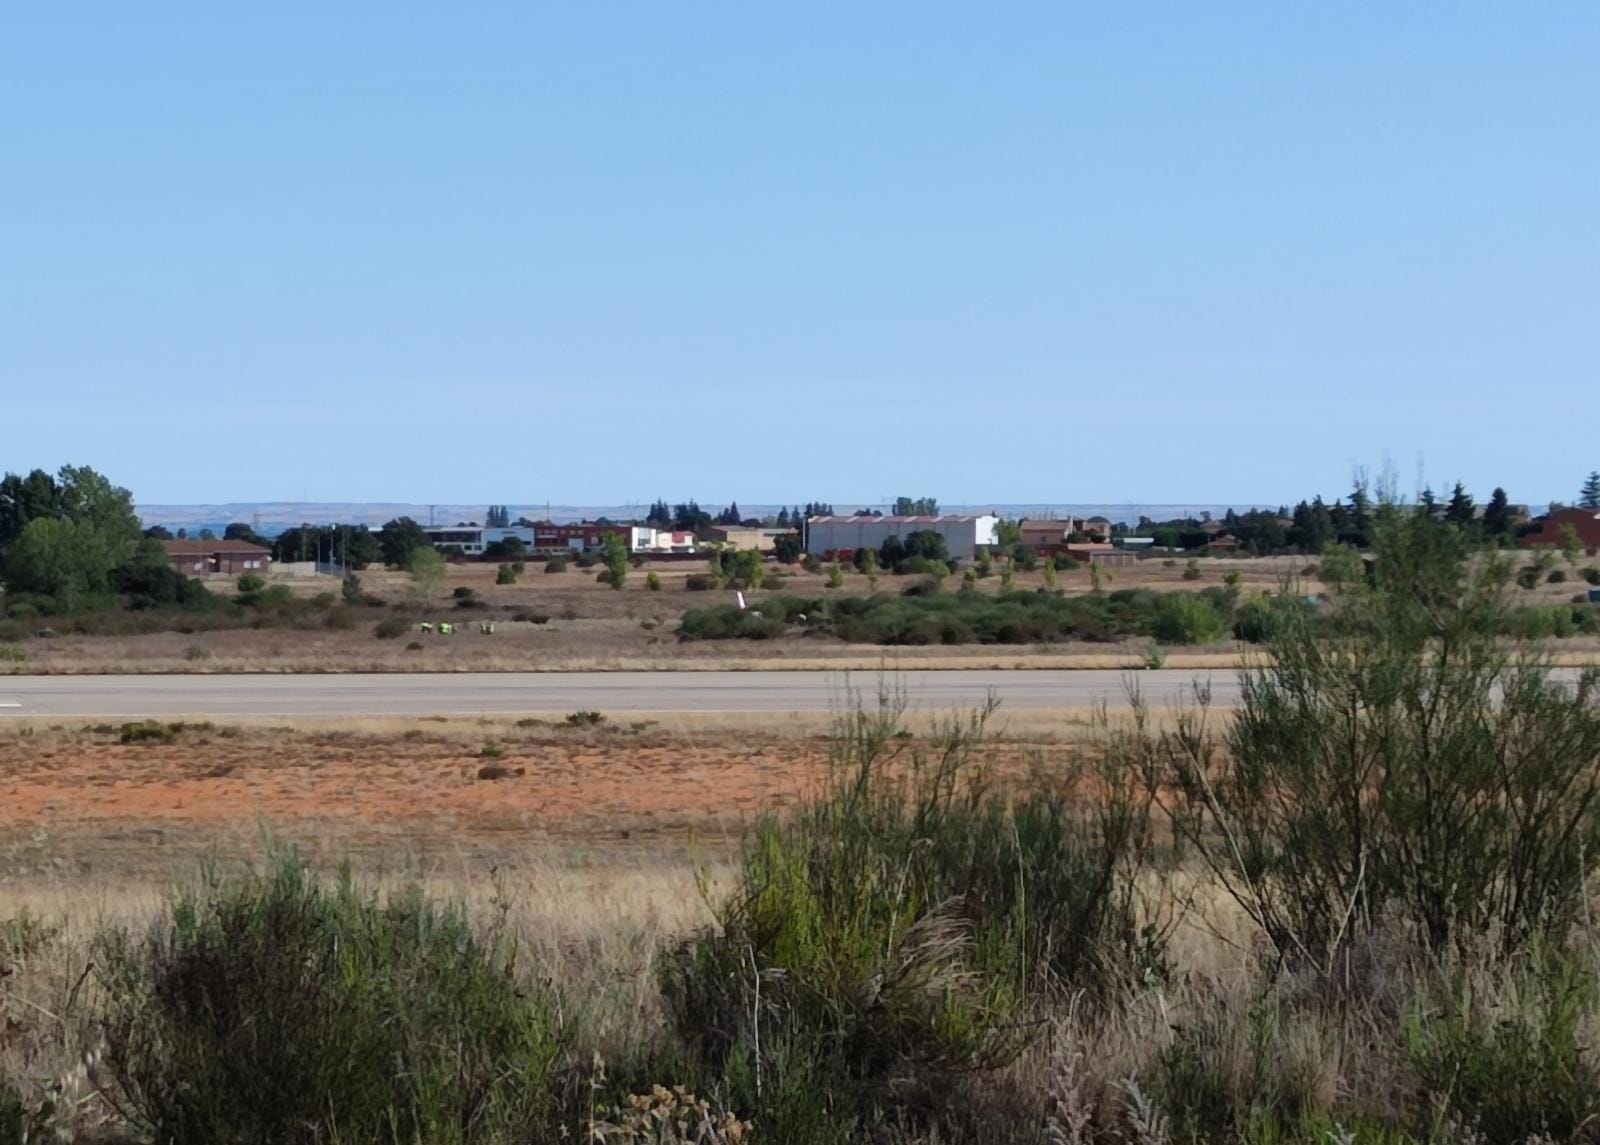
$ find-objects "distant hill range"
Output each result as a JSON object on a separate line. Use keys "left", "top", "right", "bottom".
{"left": 136, "top": 502, "right": 1279, "bottom": 537}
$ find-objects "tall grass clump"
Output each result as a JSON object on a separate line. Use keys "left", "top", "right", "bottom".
{"left": 662, "top": 688, "right": 1162, "bottom": 1141}
{"left": 93, "top": 850, "right": 569, "bottom": 1144}
{"left": 1145, "top": 504, "right": 1600, "bottom": 963}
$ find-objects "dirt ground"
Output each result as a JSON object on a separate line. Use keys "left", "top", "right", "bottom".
{"left": 0, "top": 719, "right": 1085, "bottom": 884}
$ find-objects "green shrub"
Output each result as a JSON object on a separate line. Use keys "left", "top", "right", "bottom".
{"left": 677, "top": 606, "right": 785, "bottom": 641}
{"left": 1505, "top": 604, "right": 1577, "bottom": 639}
{"left": 801, "top": 554, "right": 822, "bottom": 574}
{"left": 1232, "top": 594, "right": 1311, "bottom": 644}
{"left": 543, "top": 557, "right": 568, "bottom": 574}
{"left": 646, "top": 571, "right": 662, "bottom": 591}
{"left": 236, "top": 573, "right": 265, "bottom": 594}
{"left": 373, "top": 615, "right": 411, "bottom": 640}
{"left": 575, "top": 552, "right": 598, "bottom": 569}
{"left": 1517, "top": 565, "right": 1541, "bottom": 590}
{"left": 684, "top": 573, "right": 718, "bottom": 591}
{"left": 1182, "top": 558, "right": 1203, "bottom": 581}
{"left": 119, "top": 720, "right": 179, "bottom": 744}
{"left": 94, "top": 851, "right": 568, "bottom": 1145}
{"left": 1407, "top": 943, "right": 1600, "bottom": 1141}
{"left": 1585, "top": 567, "right": 1600, "bottom": 586}
{"left": 1151, "top": 593, "right": 1228, "bottom": 645}
{"left": 1548, "top": 568, "right": 1569, "bottom": 584}
{"left": 1150, "top": 509, "right": 1600, "bottom": 958}
{"left": 1052, "top": 553, "right": 1080, "bottom": 571}
{"left": 496, "top": 564, "right": 519, "bottom": 585}
{"left": 0, "top": 644, "right": 25, "bottom": 664}
{"left": 662, "top": 697, "right": 1157, "bottom": 1138}
{"left": 566, "top": 709, "right": 606, "bottom": 727}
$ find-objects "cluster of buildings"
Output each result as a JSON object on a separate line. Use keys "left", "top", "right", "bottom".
{"left": 152, "top": 504, "right": 1600, "bottom": 581}
{"left": 800, "top": 514, "right": 1139, "bottom": 565}
{"left": 421, "top": 522, "right": 794, "bottom": 557}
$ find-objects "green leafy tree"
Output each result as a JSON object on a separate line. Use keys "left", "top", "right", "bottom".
{"left": 900, "top": 530, "right": 950, "bottom": 564}
{"left": 406, "top": 546, "right": 446, "bottom": 608}
{"left": 1581, "top": 471, "right": 1600, "bottom": 510}
{"left": 771, "top": 534, "right": 801, "bottom": 564}
{"left": 826, "top": 561, "right": 844, "bottom": 589}
{"left": 601, "top": 532, "right": 628, "bottom": 590}
{"left": 485, "top": 505, "right": 510, "bottom": 528}
{"left": 378, "top": 517, "right": 429, "bottom": 568}
{"left": 56, "top": 465, "right": 140, "bottom": 550}
{"left": 115, "top": 538, "right": 207, "bottom": 608}
{"left": 893, "top": 495, "right": 939, "bottom": 516}
{"left": 646, "top": 499, "right": 673, "bottom": 526}
{"left": 0, "top": 468, "right": 63, "bottom": 549}
{"left": 3, "top": 517, "right": 121, "bottom": 609}
{"left": 1559, "top": 523, "right": 1584, "bottom": 566}
{"left": 333, "top": 525, "right": 381, "bottom": 570}
{"left": 727, "top": 549, "right": 765, "bottom": 589}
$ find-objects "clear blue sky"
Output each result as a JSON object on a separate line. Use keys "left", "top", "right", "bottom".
{"left": 3, "top": 4, "right": 1596, "bottom": 508}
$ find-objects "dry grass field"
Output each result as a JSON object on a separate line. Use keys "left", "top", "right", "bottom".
{"left": 7, "top": 552, "right": 1596, "bottom": 675}
{"left": 2, "top": 554, "right": 1312, "bottom": 675}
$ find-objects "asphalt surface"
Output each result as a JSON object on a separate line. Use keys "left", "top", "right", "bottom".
{"left": 0, "top": 669, "right": 1235, "bottom": 720}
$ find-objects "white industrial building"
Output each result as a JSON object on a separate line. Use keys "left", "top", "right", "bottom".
{"left": 804, "top": 515, "right": 1000, "bottom": 561}
{"left": 423, "top": 526, "right": 535, "bottom": 555}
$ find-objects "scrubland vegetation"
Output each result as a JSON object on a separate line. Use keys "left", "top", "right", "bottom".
{"left": 4, "top": 504, "right": 1600, "bottom": 1142}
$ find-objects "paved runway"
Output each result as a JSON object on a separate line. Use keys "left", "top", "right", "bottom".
{"left": 0, "top": 669, "right": 1235, "bottom": 720}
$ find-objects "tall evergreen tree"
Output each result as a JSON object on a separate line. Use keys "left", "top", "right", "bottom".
{"left": 1445, "top": 481, "right": 1475, "bottom": 526}
{"left": 1581, "top": 471, "right": 1600, "bottom": 510}
{"left": 1482, "top": 487, "right": 1512, "bottom": 540}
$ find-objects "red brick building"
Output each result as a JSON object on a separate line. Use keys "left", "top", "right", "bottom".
{"left": 1518, "top": 508, "right": 1600, "bottom": 557}
{"left": 161, "top": 539, "right": 272, "bottom": 576}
